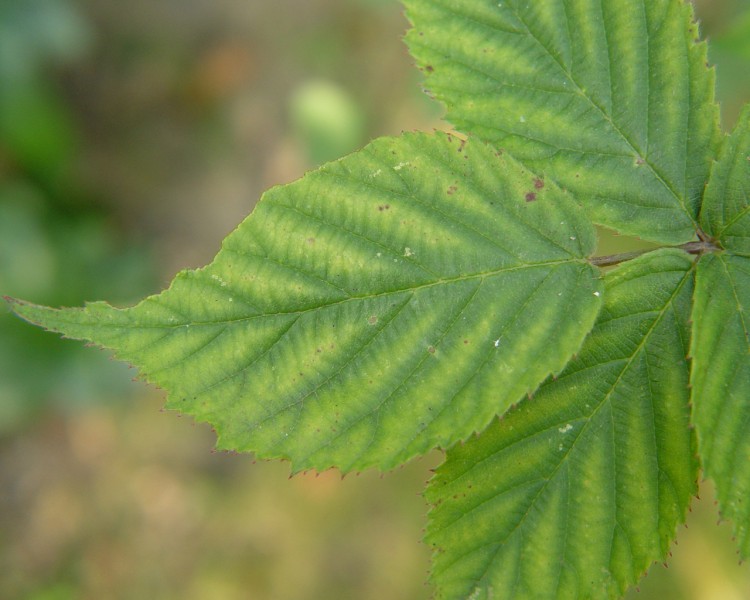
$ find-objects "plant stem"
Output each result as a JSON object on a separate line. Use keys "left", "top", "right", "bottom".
{"left": 590, "top": 240, "right": 721, "bottom": 268}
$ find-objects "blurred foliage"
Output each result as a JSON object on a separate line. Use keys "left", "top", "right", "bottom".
{"left": 1, "top": 0, "right": 750, "bottom": 598}
{"left": 0, "top": 0, "right": 156, "bottom": 434}
{"left": 708, "top": 2, "right": 750, "bottom": 127}
{"left": 290, "top": 80, "right": 365, "bottom": 165}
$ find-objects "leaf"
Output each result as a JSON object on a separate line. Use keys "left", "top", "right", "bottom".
{"left": 692, "top": 104, "right": 750, "bottom": 557}
{"left": 8, "top": 132, "right": 603, "bottom": 473}
{"left": 700, "top": 104, "right": 750, "bottom": 254}
{"left": 425, "top": 249, "right": 696, "bottom": 600}
{"left": 691, "top": 253, "right": 750, "bottom": 558}
{"left": 404, "top": 0, "right": 720, "bottom": 244}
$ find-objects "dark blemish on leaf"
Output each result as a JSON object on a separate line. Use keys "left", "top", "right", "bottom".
{"left": 377, "top": 204, "right": 390, "bottom": 211}
{"left": 425, "top": 65, "right": 434, "bottom": 73}
{"left": 525, "top": 192, "right": 537, "bottom": 202}
{"left": 306, "top": 237, "right": 316, "bottom": 245}
{"left": 463, "top": 339, "right": 469, "bottom": 345}
{"left": 368, "top": 315, "right": 378, "bottom": 325}
{"left": 428, "top": 346, "right": 436, "bottom": 354}
{"left": 534, "top": 178, "right": 544, "bottom": 189}
{"left": 447, "top": 185, "right": 457, "bottom": 195}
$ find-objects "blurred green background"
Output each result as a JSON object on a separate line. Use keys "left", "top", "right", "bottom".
{"left": 0, "top": 1, "right": 749, "bottom": 598}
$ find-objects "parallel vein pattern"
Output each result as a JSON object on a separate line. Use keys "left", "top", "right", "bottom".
{"left": 10, "top": 132, "right": 602, "bottom": 473}
{"left": 693, "top": 106, "right": 750, "bottom": 557}
{"left": 692, "top": 254, "right": 750, "bottom": 557}
{"left": 405, "top": 0, "right": 720, "bottom": 243}
{"left": 426, "top": 250, "right": 697, "bottom": 599}
{"left": 700, "top": 105, "right": 750, "bottom": 254}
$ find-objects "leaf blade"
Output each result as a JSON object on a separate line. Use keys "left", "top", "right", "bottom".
{"left": 701, "top": 104, "right": 750, "bottom": 253}
{"left": 691, "top": 252, "right": 750, "bottom": 557}
{"left": 404, "top": 0, "right": 720, "bottom": 243}
{"left": 9, "top": 132, "right": 603, "bottom": 473}
{"left": 426, "top": 249, "right": 697, "bottom": 599}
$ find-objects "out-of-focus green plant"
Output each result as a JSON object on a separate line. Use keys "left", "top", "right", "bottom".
{"left": 289, "top": 80, "right": 365, "bottom": 165}
{"left": 710, "top": 4, "right": 750, "bottom": 126}
{"left": 0, "top": 0, "right": 155, "bottom": 433}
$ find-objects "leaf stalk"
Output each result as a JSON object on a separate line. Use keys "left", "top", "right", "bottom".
{"left": 590, "top": 239, "right": 721, "bottom": 268}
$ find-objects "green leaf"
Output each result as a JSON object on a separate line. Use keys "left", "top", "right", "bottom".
{"left": 694, "top": 107, "right": 750, "bottom": 557}
{"left": 692, "top": 257, "right": 750, "bottom": 558}
{"left": 404, "top": 0, "right": 720, "bottom": 244}
{"left": 700, "top": 104, "right": 750, "bottom": 254}
{"left": 426, "top": 249, "right": 696, "bottom": 599}
{"left": 9, "top": 132, "right": 603, "bottom": 473}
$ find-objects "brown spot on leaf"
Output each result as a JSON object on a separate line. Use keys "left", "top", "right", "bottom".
{"left": 447, "top": 185, "right": 457, "bottom": 195}
{"left": 428, "top": 346, "right": 436, "bottom": 354}
{"left": 368, "top": 315, "right": 378, "bottom": 325}
{"left": 425, "top": 65, "right": 434, "bottom": 73}
{"left": 525, "top": 192, "right": 537, "bottom": 202}
{"left": 534, "top": 178, "right": 544, "bottom": 189}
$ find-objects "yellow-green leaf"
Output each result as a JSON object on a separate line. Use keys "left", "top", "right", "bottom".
{"left": 9, "top": 132, "right": 602, "bottom": 473}
{"left": 426, "top": 250, "right": 696, "bottom": 599}
{"left": 693, "top": 104, "right": 750, "bottom": 557}
{"left": 701, "top": 104, "right": 750, "bottom": 254}
{"left": 405, "top": 0, "right": 721, "bottom": 244}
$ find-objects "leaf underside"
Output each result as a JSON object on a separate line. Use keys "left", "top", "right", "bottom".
{"left": 692, "top": 106, "right": 750, "bottom": 557}
{"left": 405, "top": 0, "right": 720, "bottom": 243}
{"left": 10, "top": 132, "right": 602, "bottom": 473}
{"left": 426, "top": 250, "right": 697, "bottom": 600}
